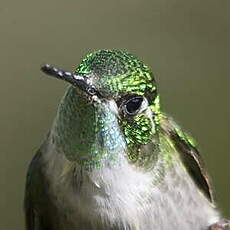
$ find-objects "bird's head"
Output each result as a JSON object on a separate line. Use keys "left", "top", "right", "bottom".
{"left": 42, "top": 50, "right": 161, "bottom": 169}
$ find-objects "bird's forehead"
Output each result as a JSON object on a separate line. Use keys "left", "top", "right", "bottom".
{"left": 75, "top": 50, "right": 157, "bottom": 99}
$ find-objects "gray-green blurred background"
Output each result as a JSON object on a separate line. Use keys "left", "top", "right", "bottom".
{"left": 1, "top": 0, "right": 229, "bottom": 229}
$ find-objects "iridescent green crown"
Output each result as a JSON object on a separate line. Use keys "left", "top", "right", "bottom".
{"left": 76, "top": 50, "right": 157, "bottom": 104}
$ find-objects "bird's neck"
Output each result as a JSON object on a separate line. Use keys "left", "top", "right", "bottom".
{"left": 50, "top": 87, "right": 174, "bottom": 174}
{"left": 50, "top": 86, "right": 127, "bottom": 170}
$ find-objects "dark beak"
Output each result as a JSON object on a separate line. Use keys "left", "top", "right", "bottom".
{"left": 41, "top": 64, "right": 98, "bottom": 96}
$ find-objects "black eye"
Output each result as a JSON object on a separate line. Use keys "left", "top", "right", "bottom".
{"left": 124, "top": 96, "right": 143, "bottom": 115}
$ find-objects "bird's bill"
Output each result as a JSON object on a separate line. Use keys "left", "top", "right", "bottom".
{"left": 41, "top": 64, "right": 98, "bottom": 97}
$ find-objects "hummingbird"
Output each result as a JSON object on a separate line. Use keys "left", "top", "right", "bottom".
{"left": 24, "top": 50, "right": 229, "bottom": 230}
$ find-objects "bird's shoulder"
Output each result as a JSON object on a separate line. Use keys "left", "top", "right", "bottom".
{"left": 24, "top": 136, "right": 56, "bottom": 230}
{"left": 159, "top": 115, "right": 215, "bottom": 204}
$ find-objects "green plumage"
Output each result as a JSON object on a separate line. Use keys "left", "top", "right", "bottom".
{"left": 24, "top": 50, "right": 229, "bottom": 230}
{"left": 76, "top": 50, "right": 157, "bottom": 103}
